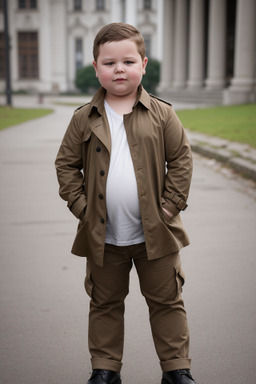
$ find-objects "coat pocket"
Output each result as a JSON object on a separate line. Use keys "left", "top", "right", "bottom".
{"left": 162, "top": 207, "right": 175, "bottom": 225}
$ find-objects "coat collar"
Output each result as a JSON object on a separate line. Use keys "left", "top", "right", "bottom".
{"left": 88, "top": 85, "right": 151, "bottom": 116}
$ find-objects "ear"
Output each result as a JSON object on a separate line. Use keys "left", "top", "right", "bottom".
{"left": 93, "top": 60, "right": 98, "bottom": 78}
{"left": 142, "top": 57, "right": 148, "bottom": 75}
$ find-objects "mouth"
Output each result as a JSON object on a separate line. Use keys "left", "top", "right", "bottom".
{"left": 114, "top": 78, "right": 127, "bottom": 82}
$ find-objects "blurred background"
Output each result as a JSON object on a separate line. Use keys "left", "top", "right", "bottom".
{"left": 0, "top": 0, "right": 255, "bottom": 105}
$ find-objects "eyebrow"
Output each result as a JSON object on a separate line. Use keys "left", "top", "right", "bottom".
{"left": 102, "top": 56, "right": 137, "bottom": 61}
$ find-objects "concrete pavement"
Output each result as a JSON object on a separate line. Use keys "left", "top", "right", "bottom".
{"left": 0, "top": 95, "right": 256, "bottom": 384}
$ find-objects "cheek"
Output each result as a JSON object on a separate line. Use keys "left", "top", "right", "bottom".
{"left": 97, "top": 69, "right": 112, "bottom": 82}
{"left": 129, "top": 69, "right": 144, "bottom": 81}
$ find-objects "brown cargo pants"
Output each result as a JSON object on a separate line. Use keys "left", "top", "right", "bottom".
{"left": 84, "top": 242, "right": 191, "bottom": 373}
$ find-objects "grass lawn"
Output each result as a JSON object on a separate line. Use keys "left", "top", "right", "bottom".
{"left": 176, "top": 104, "right": 256, "bottom": 148}
{"left": 0, "top": 106, "right": 54, "bottom": 130}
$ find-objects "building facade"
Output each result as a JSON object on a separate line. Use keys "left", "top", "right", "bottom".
{"left": 0, "top": 0, "right": 162, "bottom": 93}
{"left": 0, "top": 0, "right": 255, "bottom": 104}
{"left": 158, "top": 0, "right": 256, "bottom": 104}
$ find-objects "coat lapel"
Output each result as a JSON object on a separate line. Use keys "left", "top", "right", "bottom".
{"left": 89, "top": 114, "right": 111, "bottom": 153}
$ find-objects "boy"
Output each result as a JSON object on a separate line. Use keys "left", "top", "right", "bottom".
{"left": 55, "top": 23, "right": 195, "bottom": 384}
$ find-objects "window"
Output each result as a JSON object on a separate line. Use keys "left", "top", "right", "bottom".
{"left": 18, "top": 32, "right": 39, "bottom": 79}
{"left": 18, "top": 0, "right": 26, "bottom": 8}
{"left": 96, "top": 0, "right": 104, "bottom": 11}
{"left": 0, "top": 33, "right": 6, "bottom": 79}
{"left": 144, "top": 0, "right": 151, "bottom": 10}
{"left": 75, "top": 38, "right": 83, "bottom": 73}
{"left": 74, "top": 0, "right": 82, "bottom": 11}
{"left": 18, "top": 0, "right": 37, "bottom": 9}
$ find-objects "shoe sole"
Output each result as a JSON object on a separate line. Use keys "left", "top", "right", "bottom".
{"left": 162, "top": 376, "right": 195, "bottom": 384}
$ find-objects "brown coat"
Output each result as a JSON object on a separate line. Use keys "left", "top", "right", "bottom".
{"left": 55, "top": 86, "right": 193, "bottom": 266}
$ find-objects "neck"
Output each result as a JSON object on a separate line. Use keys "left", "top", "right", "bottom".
{"left": 105, "top": 92, "right": 136, "bottom": 115}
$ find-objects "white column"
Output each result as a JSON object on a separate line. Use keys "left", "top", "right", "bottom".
{"left": 173, "top": 0, "right": 188, "bottom": 88}
{"left": 205, "top": 0, "right": 226, "bottom": 89}
{"left": 157, "top": 0, "right": 175, "bottom": 92}
{"left": 50, "top": 0, "right": 68, "bottom": 93}
{"left": 156, "top": 0, "right": 164, "bottom": 61}
{"left": 111, "top": 0, "right": 123, "bottom": 22}
{"left": 230, "top": 0, "right": 256, "bottom": 92}
{"left": 124, "top": 0, "right": 136, "bottom": 26}
{"left": 187, "top": 0, "right": 205, "bottom": 89}
{"left": 39, "top": 0, "right": 52, "bottom": 92}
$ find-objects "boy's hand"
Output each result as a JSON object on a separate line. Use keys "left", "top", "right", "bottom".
{"left": 162, "top": 207, "right": 174, "bottom": 219}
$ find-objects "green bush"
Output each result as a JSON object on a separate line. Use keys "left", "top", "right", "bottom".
{"left": 142, "top": 59, "right": 161, "bottom": 94}
{"left": 75, "top": 65, "right": 99, "bottom": 94}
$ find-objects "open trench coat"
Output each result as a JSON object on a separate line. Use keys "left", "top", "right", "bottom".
{"left": 55, "top": 86, "right": 193, "bottom": 266}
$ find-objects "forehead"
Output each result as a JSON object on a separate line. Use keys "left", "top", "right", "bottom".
{"left": 98, "top": 39, "right": 139, "bottom": 57}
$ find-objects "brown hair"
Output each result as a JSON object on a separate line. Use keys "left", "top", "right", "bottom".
{"left": 93, "top": 22, "right": 146, "bottom": 61}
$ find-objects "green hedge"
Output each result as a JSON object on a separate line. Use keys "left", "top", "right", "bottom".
{"left": 142, "top": 59, "right": 161, "bottom": 94}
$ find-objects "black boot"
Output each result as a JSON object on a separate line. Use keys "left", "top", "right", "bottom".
{"left": 87, "top": 369, "right": 121, "bottom": 384}
{"left": 162, "top": 369, "right": 196, "bottom": 384}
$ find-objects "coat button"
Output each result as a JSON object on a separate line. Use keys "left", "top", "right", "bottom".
{"left": 100, "top": 170, "right": 105, "bottom": 176}
{"left": 99, "top": 194, "right": 103, "bottom": 200}
{"left": 100, "top": 218, "right": 105, "bottom": 224}
{"left": 96, "top": 146, "right": 101, "bottom": 152}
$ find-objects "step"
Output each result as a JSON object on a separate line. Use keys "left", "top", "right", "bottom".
{"left": 158, "top": 89, "right": 223, "bottom": 105}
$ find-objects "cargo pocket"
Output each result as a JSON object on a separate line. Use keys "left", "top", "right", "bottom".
{"left": 84, "top": 262, "right": 93, "bottom": 298}
{"left": 174, "top": 266, "right": 185, "bottom": 300}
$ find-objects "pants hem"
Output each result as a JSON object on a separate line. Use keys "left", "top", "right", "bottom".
{"left": 91, "top": 357, "right": 122, "bottom": 372}
{"left": 160, "top": 358, "right": 191, "bottom": 372}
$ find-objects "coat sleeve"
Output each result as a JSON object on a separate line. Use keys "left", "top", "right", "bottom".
{"left": 162, "top": 106, "right": 193, "bottom": 216}
{"left": 55, "top": 112, "right": 87, "bottom": 219}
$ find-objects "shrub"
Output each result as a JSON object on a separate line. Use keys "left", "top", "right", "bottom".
{"left": 75, "top": 65, "right": 99, "bottom": 94}
{"left": 142, "top": 59, "right": 161, "bottom": 94}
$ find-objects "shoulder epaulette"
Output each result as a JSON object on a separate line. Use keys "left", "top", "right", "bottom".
{"left": 75, "top": 102, "right": 90, "bottom": 112}
{"left": 149, "top": 93, "right": 172, "bottom": 106}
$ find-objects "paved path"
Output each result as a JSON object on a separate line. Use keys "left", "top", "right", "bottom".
{"left": 0, "top": 98, "right": 256, "bottom": 384}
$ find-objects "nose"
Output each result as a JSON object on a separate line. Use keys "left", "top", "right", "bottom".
{"left": 115, "top": 63, "right": 125, "bottom": 73}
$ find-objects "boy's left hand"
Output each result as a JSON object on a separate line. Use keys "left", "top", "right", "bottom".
{"left": 162, "top": 207, "right": 174, "bottom": 219}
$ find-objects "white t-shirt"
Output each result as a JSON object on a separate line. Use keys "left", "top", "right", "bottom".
{"left": 104, "top": 101, "right": 145, "bottom": 246}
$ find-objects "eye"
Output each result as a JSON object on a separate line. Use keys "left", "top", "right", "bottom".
{"left": 125, "top": 61, "right": 134, "bottom": 65}
{"left": 105, "top": 62, "right": 114, "bottom": 66}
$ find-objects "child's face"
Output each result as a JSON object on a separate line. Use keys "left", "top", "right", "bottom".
{"left": 93, "top": 39, "right": 148, "bottom": 99}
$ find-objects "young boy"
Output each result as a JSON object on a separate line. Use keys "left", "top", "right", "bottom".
{"left": 55, "top": 23, "right": 195, "bottom": 384}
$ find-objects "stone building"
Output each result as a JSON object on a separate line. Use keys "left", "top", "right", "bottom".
{"left": 158, "top": 0, "right": 256, "bottom": 104}
{"left": 0, "top": 0, "right": 255, "bottom": 105}
{"left": 0, "top": 0, "right": 162, "bottom": 93}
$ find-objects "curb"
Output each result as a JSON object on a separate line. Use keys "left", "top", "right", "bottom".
{"left": 191, "top": 143, "right": 256, "bottom": 182}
